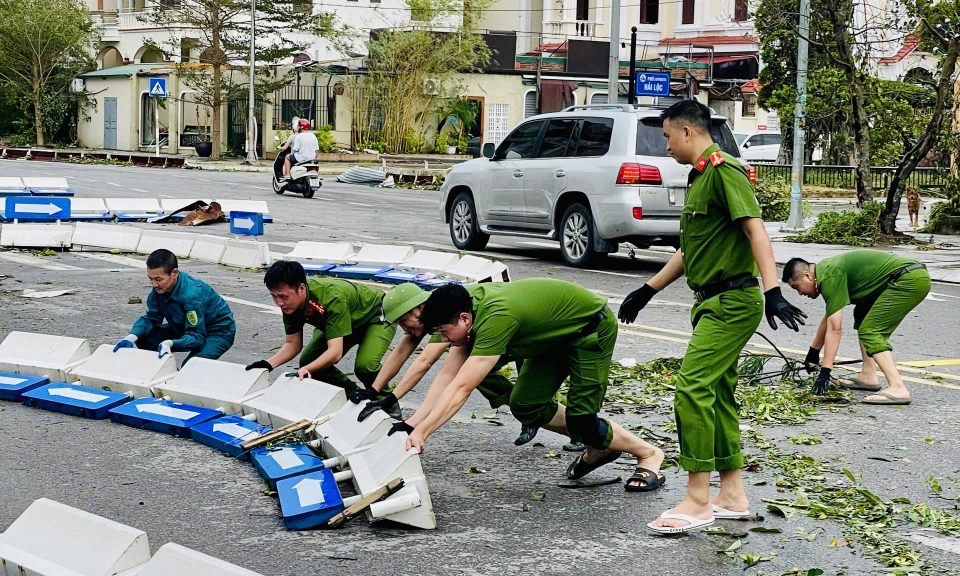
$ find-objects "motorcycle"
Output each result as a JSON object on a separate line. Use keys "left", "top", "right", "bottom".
{"left": 272, "top": 136, "right": 321, "bottom": 198}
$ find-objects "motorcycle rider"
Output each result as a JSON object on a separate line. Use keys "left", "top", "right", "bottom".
{"left": 277, "top": 116, "right": 300, "bottom": 157}
{"left": 284, "top": 118, "right": 319, "bottom": 179}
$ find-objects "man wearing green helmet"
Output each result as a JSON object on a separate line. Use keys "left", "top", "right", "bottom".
{"left": 352, "top": 282, "right": 563, "bottom": 446}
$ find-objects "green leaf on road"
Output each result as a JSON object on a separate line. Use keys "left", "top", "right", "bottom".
{"left": 530, "top": 491, "right": 545, "bottom": 501}
{"left": 749, "top": 527, "right": 783, "bottom": 533}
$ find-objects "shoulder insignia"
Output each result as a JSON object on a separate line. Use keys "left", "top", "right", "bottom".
{"left": 308, "top": 301, "right": 326, "bottom": 316}
{"left": 186, "top": 310, "right": 198, "bottom": 326}
{"left": 695, "top": 156, "right": 707, "bottom": 171}
{"left": 710, "top": 152, "right": 725, "bottom": 167}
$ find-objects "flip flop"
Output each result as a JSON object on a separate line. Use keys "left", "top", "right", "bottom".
{"left": 625, "top": 467, "right": 666, "bottom": 492}
{"left": 565, "top": 450, "right": 622, "bottom": 480}
{"left": 647, "top": 513, "right": 715, "bottom": 534}
{"left": 861, "top": 392, "right": 911, "bottom": 405}
{"left": 712, "top": 504, "right": 752, "bottom": 519}
{"left": 838, "top": 376, "right": 882, "bottom": 392}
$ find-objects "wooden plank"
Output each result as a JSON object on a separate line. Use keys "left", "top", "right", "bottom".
{"left": 327, "top": 478, "right": 405, "bottom": 528}
{"left": 240, "top": 419, "right": 311, "bottom": 450}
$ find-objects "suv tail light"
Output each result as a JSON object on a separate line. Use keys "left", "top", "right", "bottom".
{"left": 746, "top": 166, "right": 757, "bottom": 186}
{"left": 617, "top": 163, "right": 661, "bottom": 186}
{"left": 633, "top": 207, "right": 643, "bottom": 220}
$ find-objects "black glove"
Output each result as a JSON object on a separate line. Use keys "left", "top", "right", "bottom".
{"left": 813, "top": 367, "right": 831, "bottom": 396}
{"left": 358, "top": 393, "right": 399, "bottom": 422}
{"left": 618, "top": 284, "right": 658, "bottom": 324}
{"left": 804, "top": 347, "right": 821, "bottom": 374}
{"left": 349, "top": 386, "right": 379, "bottom": 404}
{"left": 245, "top": 359, "right": 272, "bottom": 371}
{"left": 764, "top": 286, "right": 807, "bottom": 331}
{"left": 387, "top": 421, "right": 414, "bottom": 436}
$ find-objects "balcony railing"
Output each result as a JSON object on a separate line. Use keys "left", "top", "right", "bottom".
{"left": 544, "top": 20, "right": 600, "bottom": 38}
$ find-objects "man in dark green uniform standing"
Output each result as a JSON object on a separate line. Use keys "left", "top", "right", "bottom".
{"left": 407, "top": 279, "right": 667, "bottom": 492}
{"left": 783, "top": 249, "right": 930, "bottom": 404}
{"left": 245, "top": 261, "right": 395, "bottom": 395}
{"left": 618, "top": 101, "right": 806, "bottom": 533}
{"left": 352, "top": 283, "right": 562, "bottom": 446}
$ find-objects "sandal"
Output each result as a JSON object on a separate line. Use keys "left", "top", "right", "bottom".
{"left": 625, "top": 467, "right": 665, "bottom": 492}
{"left": 838, "top": 375, "right": 882, "bottom": 392}
{"left": 647, "top": 513, "right": 715, "bottom": 534}
{"left": 862, "top": 391, "right": 911, "bottom": 405}
{"left": 565, "top": 450, "right": 622, "bottom": 480}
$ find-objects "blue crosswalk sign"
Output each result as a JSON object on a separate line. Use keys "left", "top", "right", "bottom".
{"left": 149, "top": 78, "right": 167, "bottom": 98}
{"left": 277, "top": 469, "right": 345, "bottom": 530}
{"left": 5, "top": 196, "right": 70, "bottom": 220}
{"left": 635, "top": 72, "right": 671, "bottom": 97}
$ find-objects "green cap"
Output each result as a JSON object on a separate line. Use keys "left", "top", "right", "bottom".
{"left": 382, "top": 283, "right": 430, "bottom": 323}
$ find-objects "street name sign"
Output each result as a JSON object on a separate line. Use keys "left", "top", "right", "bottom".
{"left": 635, "top": 72, "right": 671, "bottom": 97}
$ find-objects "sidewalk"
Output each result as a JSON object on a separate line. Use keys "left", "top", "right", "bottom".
{"left": 185, "top": 158, "right": 352, "bottom": 175}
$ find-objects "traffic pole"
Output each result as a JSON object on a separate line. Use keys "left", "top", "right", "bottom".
{"left": 784, "top": 0, "right": 810, "bottom": 231}
{"left": 245, "top": 0, "right": 258, "bottom": 165}
{"left": 608, "top": 0, "right": 621, "bottom": 104}
{"left": 628, "top": 27, "right": 638, "bottom": 105}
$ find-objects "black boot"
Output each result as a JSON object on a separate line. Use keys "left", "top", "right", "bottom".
{"left": 514, "top": 424, "right": 539, "bottom": 446}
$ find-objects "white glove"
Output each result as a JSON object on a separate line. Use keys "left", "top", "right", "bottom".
{"left": 158, "top": 340, "right": 173, "bottom": 358}
{"left": 113, "top": 334, "right": 138, "bottom": 353}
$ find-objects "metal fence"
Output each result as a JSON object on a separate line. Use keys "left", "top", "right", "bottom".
{"left": 755, "top": 164, "right": 950, "bottom": 189}
{"left": 271, "top": 73, "right": 335, "bottom": 131}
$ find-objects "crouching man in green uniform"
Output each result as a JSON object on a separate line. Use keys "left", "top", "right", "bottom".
{"left": 783, "top": 249, "right": 930, "bottom": 405}
{"left": 245, "top": 261, "right": 395, "bottom": 395}
{"left": 405, "top": 279, "right": 666, "bottom": 492}
{"left": 113, "top": 249, "right": 236, "bottom": 361}
{"left": 351, "top": 283, "right": 561, "bottom": 446}
{"left": 618, "top": 101, "right": 806, "bottom": 533}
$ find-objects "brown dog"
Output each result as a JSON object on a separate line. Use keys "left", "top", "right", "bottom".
{"left": 906, "top": 188, "right": 921, "bottom": 227}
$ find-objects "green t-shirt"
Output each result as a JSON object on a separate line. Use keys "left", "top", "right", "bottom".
{"left": 468, "top": 278, "right": 607, "bottom": 358}
{"left": 816, "top": 249, "right": 918, "bottom": 316}
{"left": 282, "top": 278, "right": 384, "bottom": 340}
{"left": 680, "top": 143, "right": 762, "bottom": 292}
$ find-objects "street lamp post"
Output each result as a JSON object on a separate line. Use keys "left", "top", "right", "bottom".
{"left": 245, "top": 0, "right": 258, "bottom": 164}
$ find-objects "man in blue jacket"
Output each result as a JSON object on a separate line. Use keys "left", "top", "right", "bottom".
{"left": 113, "top": 249, "right": 236, "bottom": 361}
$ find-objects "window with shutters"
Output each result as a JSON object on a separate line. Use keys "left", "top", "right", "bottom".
{"left": 488, "top": 103, "right": 510, "bottom": 146}
{"left": 639, "top": 0, "right": 659, "bottom": 24}
{"left": 734, "top": 0, "right": 748, "bottom": 21}
{"left": 681, "top": 0, "right": 695, "bottom": 24}
{"left": 524, "top": 90, "right": 539, "bottom": 119}
{"left": 743, "top": 94, "right": 756, "bottom": 117}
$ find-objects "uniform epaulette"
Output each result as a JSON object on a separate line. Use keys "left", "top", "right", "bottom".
{"left": 709, "top": 151, "right": 725, "bottom": 167}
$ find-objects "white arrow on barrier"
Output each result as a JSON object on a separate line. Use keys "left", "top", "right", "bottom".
{"left": 0, "top": 376, "right": 27, "bottom": 386}
{"left": 292, "top": 477, "right": 325, "bottom": 507}
{"left": 233, "top": 217, "right": 255, "bottom": 230}
{"left": 270, "top": 447, "right": 304, "bottom": 470}
{"left": 136, "top": 402, "right": 199, "bottom": 420}
{"left": 213, "top": 422, "right": 258, "bottom": 440}
{"left": 48, "top": 387, "right": 107, "bottom": 403}
{"left": 14, "top": 202, "right": 64, "bottom": 216}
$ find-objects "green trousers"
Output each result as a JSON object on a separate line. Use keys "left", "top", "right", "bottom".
{"left": 508, "top": 308, "right": 617, "bottom": 449}
{"left": 675, "top": 286, "right": 763, "bottom": 473}
{"left": 855, "top": 269, "right": 930, "bottom": 356}
{"left": 300, "top": 321, "right": 396, "bottom": 394}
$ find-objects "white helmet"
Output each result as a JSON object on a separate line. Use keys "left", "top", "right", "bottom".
{"left": 291, "top": 116, "right": 300, "bottom": 132}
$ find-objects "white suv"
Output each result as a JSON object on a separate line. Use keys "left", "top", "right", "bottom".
{"left": 735, "top": 130, "right": 781, "bottom": 163}
{"left": 438, "top": 104, "right": 752, "bottom": 267}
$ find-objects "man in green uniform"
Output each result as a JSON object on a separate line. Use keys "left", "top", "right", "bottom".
{"left": 618, "top": 100, "right": 806, "bottom": 533}
{"left": 783, "top": 249, "right": 930, "bottom": 405}
{"left": 406, "top": 279, "right": 667, "bottom": 492}
{"left": 351, "top": 282, "right": 560, "bottom": 446}
{"left": 113, "top": 249, "right": 236, "bottom": 361}
{"left": 245, "top": 261, "right": 395, "bottom": 395}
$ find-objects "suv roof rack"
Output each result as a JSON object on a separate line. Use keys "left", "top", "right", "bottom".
{"left": 560, "top": 104, "right": 636, "bottom": 113}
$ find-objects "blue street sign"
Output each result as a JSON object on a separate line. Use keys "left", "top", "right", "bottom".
{"left": 328, "top": 265, "right": 394, "bottom": 281}
{"left": 229, "top": 211, "right": 264, "bottom": 236}
{"left": 374, "top": 270, "right": 422, "bottom": 285}
{"left": 251, "top": 444, "right": 327, "bottom": 490}
{"left": 109, "top": 397, "right": 221, "bottom": 437}
{"left": 190, "top": 415, "right": 271, "bottom": 460}
{"left": 4, "top": 196, "right": 70, "bottom": 221}
{"left": 417, "top": 277, "right": 464, "bottom": 289}
{"left": 22, "top": 383, "right": 132, "bottom": 419}
{"left": 0, "top": 372, "right": 49, "bottom": 401}
{"left": 301, "top": 263, "right": 337, "bottom": 275}
{"left": 149, "top": 78, "right": 167, "bottom": 98}
{"left": 277, "top": 469, "right": 345, "bottom": 530}
{"left": 635, "top": 71, "right": 672, "bottom": 97}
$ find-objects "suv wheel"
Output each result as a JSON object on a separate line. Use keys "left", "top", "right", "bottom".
{"left": 560, "top": 203, "right": 605, "bottom": 267}
{"left": 449, "top": 192, "right": 490, "bottom": 250}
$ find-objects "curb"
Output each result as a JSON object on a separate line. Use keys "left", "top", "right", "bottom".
{"left": 183, "top": 161, "right": 346, "bottom": 176}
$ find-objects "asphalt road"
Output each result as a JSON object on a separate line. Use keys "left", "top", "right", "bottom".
{"left": 1, "top": 159, "right": 960, "bottom": 575}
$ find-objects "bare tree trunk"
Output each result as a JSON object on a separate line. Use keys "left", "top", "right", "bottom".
{"left": 881, "top": 36, "right": 960, "bottom": 234}
{"left": 33, "top": 89, "right": 44, "bottom": 146}
{"left": 777, "top": 120, "right": 793, "bottom": 164}
{"left": 849, "top": 75, "right": 872, "bottom": 204}
{"left": 212, "top": 63, "right": 222, "bottom": 160}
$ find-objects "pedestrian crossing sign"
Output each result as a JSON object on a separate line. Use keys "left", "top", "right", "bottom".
{"left": 149, "top": 78, "right": 167, "bottom": 98}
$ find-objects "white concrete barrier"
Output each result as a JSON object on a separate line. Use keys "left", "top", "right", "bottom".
{"left": 243, "top": 372, "right": 346, "bottom": 428}
{"left": 22, "top": 177, "right": 70, "bottom": 192}
{"left": 281, "top": 241, "right": 356, "bottom": 264}
{"left": 400, "top": 250, "right": 459, "bottom": 274}
{"left": 154, "top": 358, "right": 271, "bottom": 414}
{"left": 159, "top": 199, "right": 209, "bottom": 213}
{"left": 214, "top": 199, "right": 270, "bottom": 216}
{"left": 0, "top": 498, "right": 150, "bottom": 576}
{"left": 71, "top": 345, "right": 177, "bottom": 397}
{"left": 349, "top": 244, "right": 415, "bottom": 266}
{"left": 0, "top": 223, "right": 73, "bottom": 248}
{"left": 313, "top": 399, "right": 392, "bottom": 459}
{"left": 72, "top": 222, "right": 142, "bottom": 252}
{"left": 0, "top": 177, "right": 25, "bottom": 192}
{"left": 475, "top": 261, "right": 510, "bottom": 283}
{"left": 136, "top": 230, "right": 197, "bottom": 258}
{"left": 69, "top": 198, "right": 110, "bottom": 217}
{"left": 220, "top": 239, "right": 271, "bottom": 268}
{"left": 129, "top": 543, "right": 264, "bottom": 576}
{"left": 189, "top": 234, "right": 228, "bottom": 264}
{"left": 442, "top": 255, "right": 509, "bottom": 282}
{"left": 0, "top": 331, "right": 90, "bottom": 382}
{"left": 104, "top": 198, "right": 162, "bottom": 214}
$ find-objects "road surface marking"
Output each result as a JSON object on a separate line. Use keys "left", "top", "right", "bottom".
{"left": 899, "top": 359, "right": 960, "bottom": 367}
{"left": 408, "top": 241, "right": 531, "bottom": 261}
{"left": 583, "top": 269, "right": 644, "bottom": 278}
{"left": 159, "top": 194, "right": 174, "bottom": 198}
{"left": 108, "top": 182, "right": 122, "bottom": 187}
{"left": 133, "top": 188, "right": 149, "bottom": 193}
{"left": 0, "top": 252, "right": 82, "bottom": 271}
{"left": 346, "top": 202, "right": 374, "bottom": 207}
{"left": 907, "top": 531, "right": 960, "bottom": 554}
{"left": 929, "top": 291, "right": 960, "bottom": 299}
{"left": 77, "top": 253, "right": 146, "bottom": 268}
{"left": 518, "top": 240, "right": 561, "bottom": 249}
{"left": 221, "top": 296, "right": 282, "bottom": 315}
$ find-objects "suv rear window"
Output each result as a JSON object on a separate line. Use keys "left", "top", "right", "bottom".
{"left": 571, "top": 118, "right": 614, "bottom": 157}
{"left": 636, "top": 118, "right": 742, "bottom": 158}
